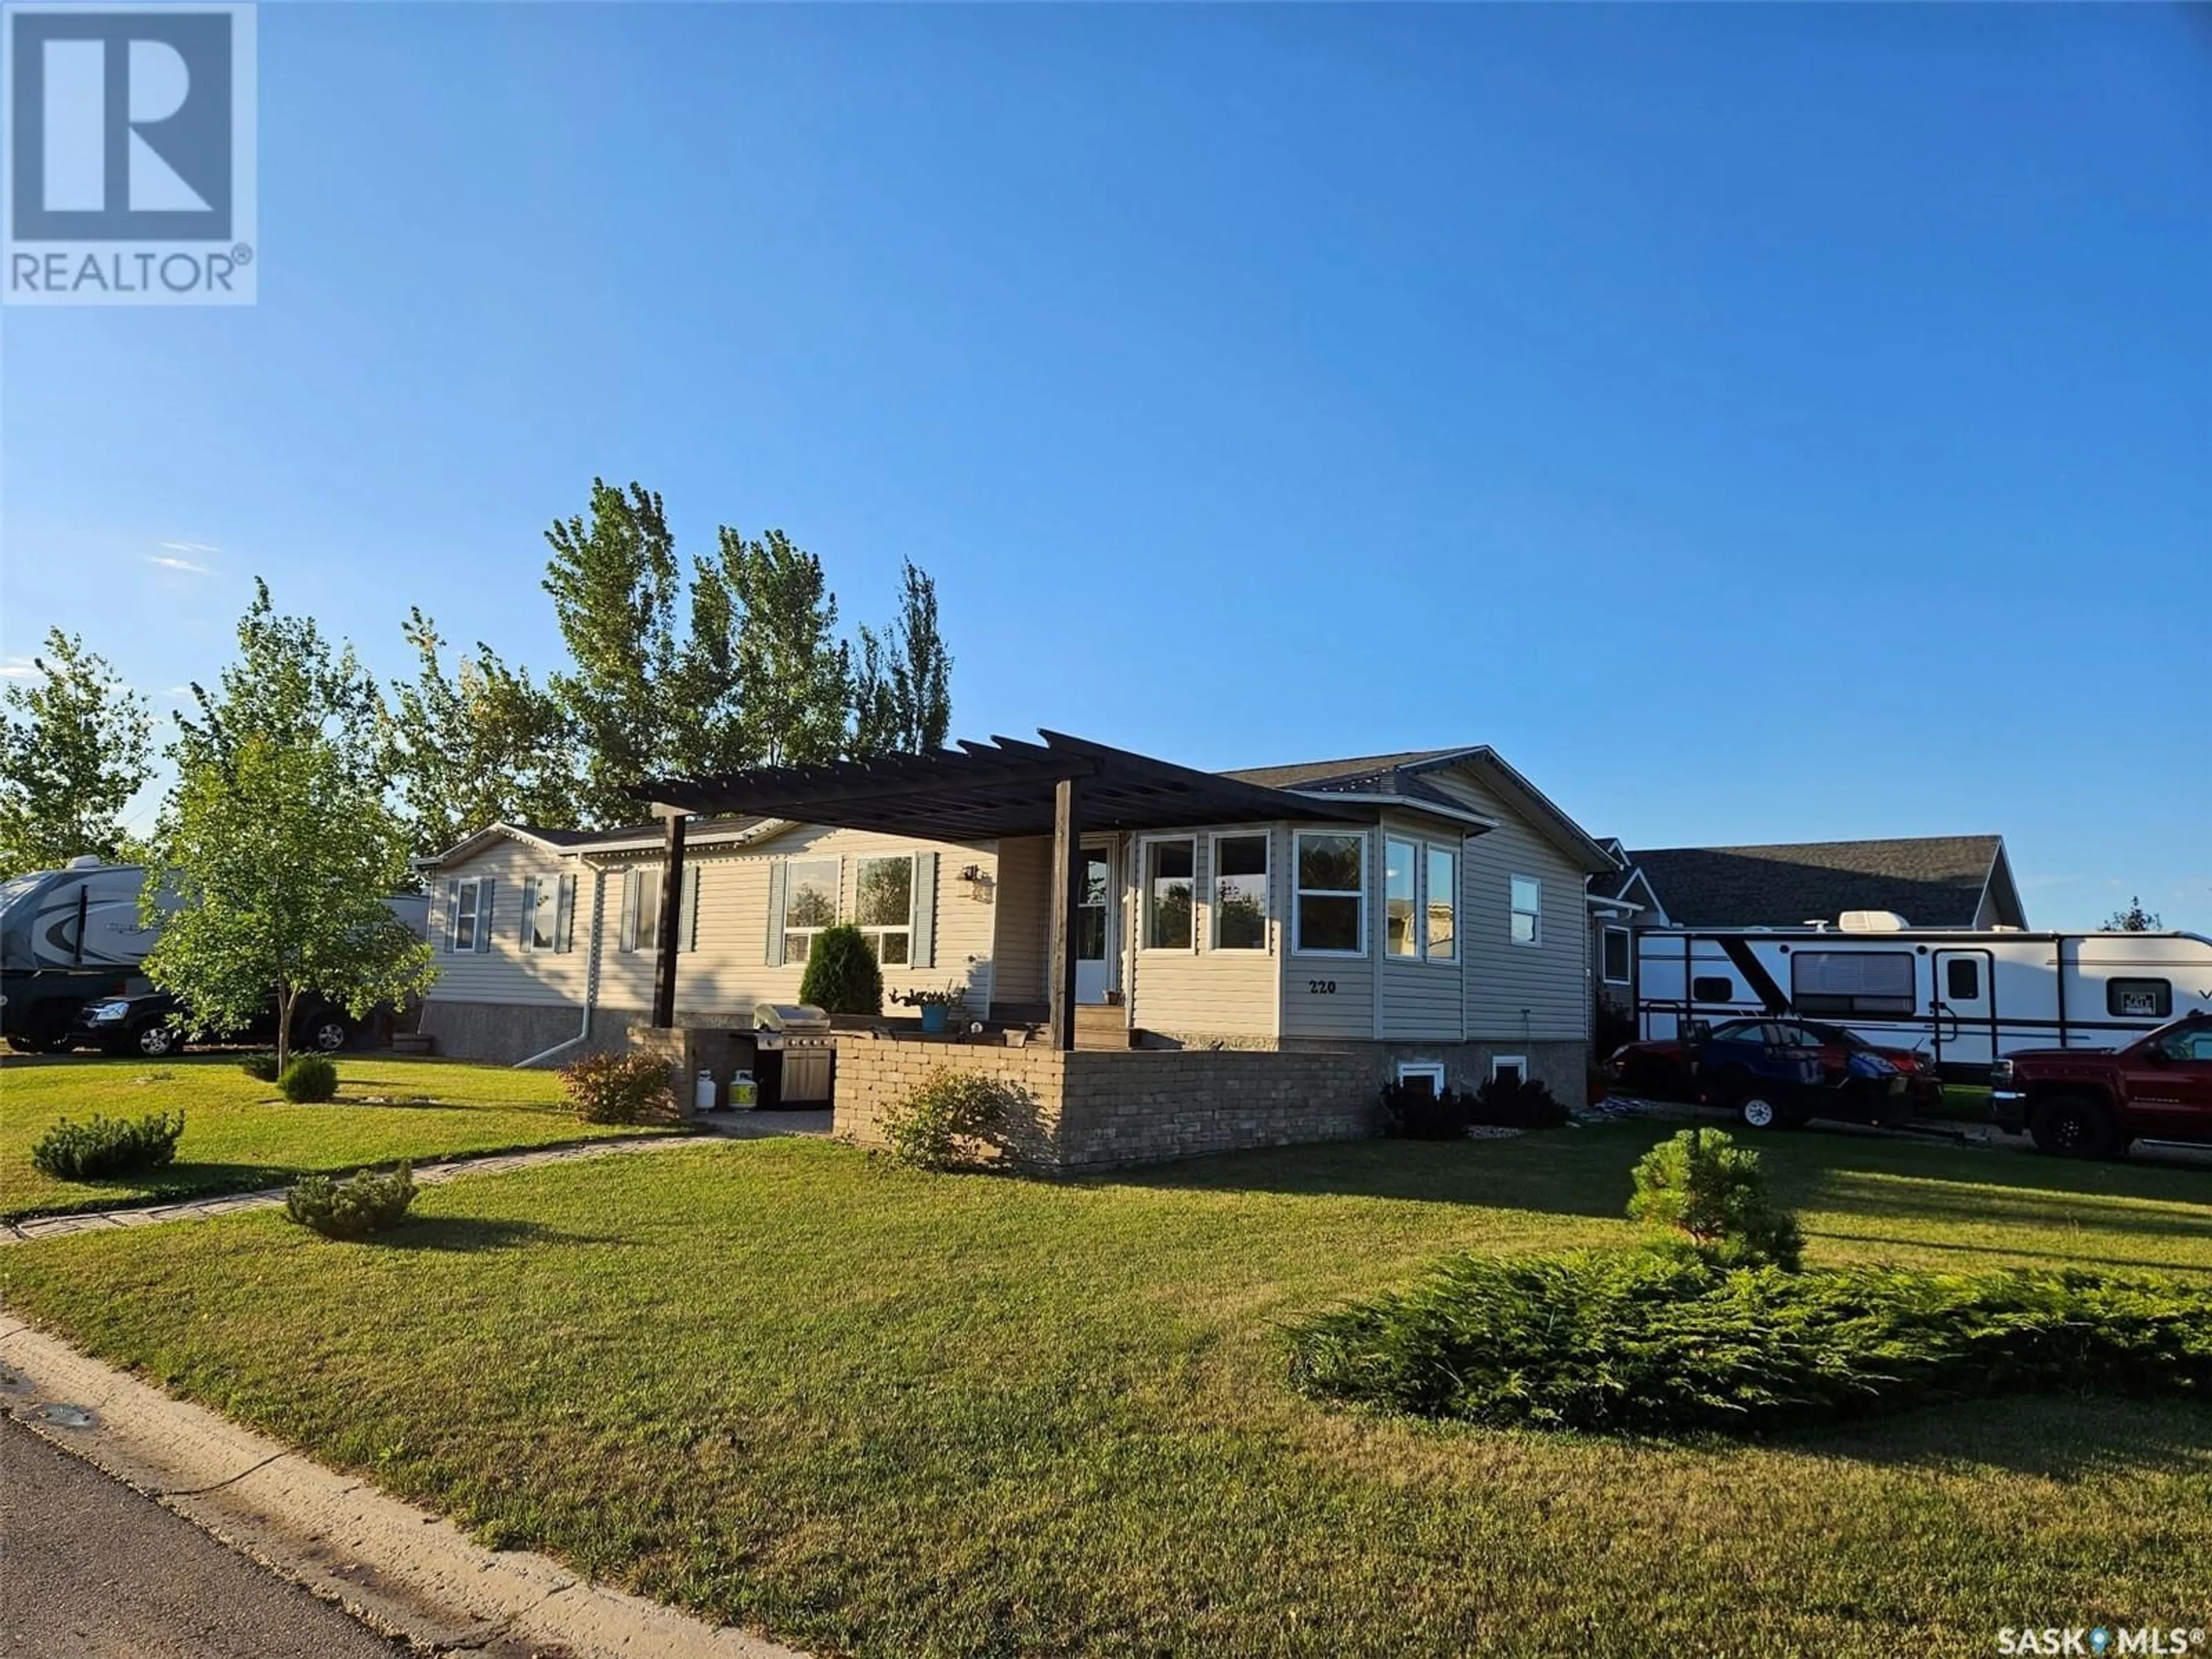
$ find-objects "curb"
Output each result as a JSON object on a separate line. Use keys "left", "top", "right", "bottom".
{"left": 0, "top": 1317, "right": 808, "bottom": 1659}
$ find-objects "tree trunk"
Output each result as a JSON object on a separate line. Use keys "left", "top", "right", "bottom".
{"left": 276, "top": 983, "right": 298, "bottom": 1074}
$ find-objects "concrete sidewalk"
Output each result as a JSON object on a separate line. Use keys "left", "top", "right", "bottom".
{"left": 3, "top": 1108, "right": 834, "bottom": 1245}
{"left": 0, "top": 1317, "right": 809, "bottom": 1659}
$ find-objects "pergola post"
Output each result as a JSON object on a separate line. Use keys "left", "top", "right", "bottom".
{"left": 651, "top": 809, "right": 687, "bottom": 1029}
{"left": 1047, "top": 774, "right": 1082, "bottom": 1051}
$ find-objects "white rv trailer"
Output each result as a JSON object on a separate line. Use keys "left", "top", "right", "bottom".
{"left": 1633, "top": 915, "right": 2212, "bottom": 1080}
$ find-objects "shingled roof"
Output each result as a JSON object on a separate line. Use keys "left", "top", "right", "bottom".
{"left": 1625, "top": 835, "right": 2024, "bottom": 930}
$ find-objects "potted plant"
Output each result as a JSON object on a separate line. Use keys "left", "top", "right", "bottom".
{"left": 892, "top": 984, "right": 964, "bottom": 1034}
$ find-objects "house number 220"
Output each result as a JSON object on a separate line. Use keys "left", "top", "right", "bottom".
{"left": 1306, "top": 979, "right": 1338, "bottom": 995}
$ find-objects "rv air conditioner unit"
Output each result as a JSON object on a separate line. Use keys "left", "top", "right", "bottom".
{"left": 1838, "top": 910, "right": 1910, "bottom": 933}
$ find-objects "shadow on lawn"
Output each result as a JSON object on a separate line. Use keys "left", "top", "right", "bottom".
{"left": 1772, "top": 1393, "right": 2212, "bottom": 1480}
{"left": 373, "top": 1216, "right": 618, "bottom": 1252}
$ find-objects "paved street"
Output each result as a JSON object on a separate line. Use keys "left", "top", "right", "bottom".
{"left": 0, "top": 1415, "right": 402, "bottom": 1659}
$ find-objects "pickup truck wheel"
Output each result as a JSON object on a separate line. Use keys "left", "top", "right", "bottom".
{"left": 2029, "top": 1094, "right": 2117, "bottom": 1159}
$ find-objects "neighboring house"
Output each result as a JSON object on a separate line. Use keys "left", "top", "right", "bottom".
{"left": 417, "top": 734, "right": 1619, "bottom": 1160}
{"left": 1587, "top": 834, "right": 2028, "bottom": 1013}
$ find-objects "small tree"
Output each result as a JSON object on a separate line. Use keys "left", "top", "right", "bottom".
{"left": 798, "top": 923, "right": 883, "bottom": 1016}
{"left": 2103, "top": 896, "right": 2162, "bottom": 933}
{"left": 1628, "top": 1127, "right": 1803, "bottom": 1270}
{"left": 146, "top": 733, "right": 434, "bottom": 1073}
{"left": 0, "top": 629, "right": 154, "bottom": 878}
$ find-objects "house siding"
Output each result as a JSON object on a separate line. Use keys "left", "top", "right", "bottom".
{"left": 424, "top": 839, "right": 600, "bottom": 1010}
{"left": 1377, "top": 813, "right": 1467, "bottom": 1041}
{"left": 992, "top": 834, "right": 1052, "bottom": 1006}
{"left": 1421, "top": 767, "right": 1594, "bottom": 1043}
{"left": 1279, "top": 824, "right": 1377, "bottom": 1040}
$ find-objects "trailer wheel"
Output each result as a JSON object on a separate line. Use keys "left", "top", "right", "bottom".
{"left": 2029, "top": 1094, "right": 2118, "bottom": 1160}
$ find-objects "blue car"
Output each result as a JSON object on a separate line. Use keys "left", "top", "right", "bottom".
{"left": 1687, "top": 1018, "right": 1906, "bottom": 1130}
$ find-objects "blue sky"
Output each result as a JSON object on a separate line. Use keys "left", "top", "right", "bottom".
{"left": 3, "top": 3, "right": 2206, "bottom": 933}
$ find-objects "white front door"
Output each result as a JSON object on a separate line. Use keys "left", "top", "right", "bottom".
{"left": 1075, "top": 842, "right": 1113, "bottom": 1004}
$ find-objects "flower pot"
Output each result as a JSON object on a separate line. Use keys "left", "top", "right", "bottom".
{"left": 921, "top": 1003, "right": 949, "bottom": 1034}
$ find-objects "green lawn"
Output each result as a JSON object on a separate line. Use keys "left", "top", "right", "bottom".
{"left": 5, "top": 1126, "right": 2210, "bottom": 1658}
{"left": 0, "top": 1054, "right": 681, "bottom": 1219}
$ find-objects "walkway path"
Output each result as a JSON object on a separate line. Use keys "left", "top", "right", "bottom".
{"left": 2, "top": 1109, "right": 833, "bottom": 1245}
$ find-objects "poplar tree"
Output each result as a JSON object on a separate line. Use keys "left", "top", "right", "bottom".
{"left": 0, "top": 630, "right": 153, "bottom": 877}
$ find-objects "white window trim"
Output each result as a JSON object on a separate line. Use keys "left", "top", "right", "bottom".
{"left": 1207, "top": 830, "right": 1271, "bottom": 953}
{"left": 854, "top": 853, "right": 917, "bottom": 966}
{"left": 1383, "top": 836, "right": 1422, "bottom": 963}
{"left": 1601, "top": 923, "right": 1631, "bottom": 984}
{"left": 1395, "top": 1060, "right": 1446, "bottom": 1093}
{"left": 1490, "top": 1054, "right": 1528, "bottom": 1084}
{"left": 780, "top": 854, "right": 842, "bottom": 965}
{"left": 1137, "top": 834, "right": 1199, "bottom": 954}
{"left": 1423, "top": 842, "right": 1458, "bottom": 966}
{"left": 1509, "top": 874, "right": 1542, "bottom": 948}
{"left": 449, "top": 877, "right": 482, "bottom": 953}
{"left": 1291, "top": 828, "right": 1369, "bottom": 959}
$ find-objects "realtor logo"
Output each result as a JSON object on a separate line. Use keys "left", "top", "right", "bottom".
{"left": 3, "top": 3, "right": 256, "bottom": 304}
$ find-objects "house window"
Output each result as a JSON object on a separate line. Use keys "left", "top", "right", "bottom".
{"left": 1490, "top": 1055, "right": 1527, "bottom": 1086}
{"left": 1691, "top": 974, "right": 1736, "bottom": 1003}
{"left": 781, "top": 856, "right": 840, "bottom": 964}
{"left": 1791, "top": 950, "right": 1915, "bottom": 1016}
{"left": 1601, "top": 926, "right": 1631, "bottom": 984}
{"left": 1142, "top": 838, "right": 1195, "bottom": 951}
{"left": 1293, "top": 832, "right": 1365, "bottom": 955}
{"left": 522, "top": 874, "right": 576, "bottom": 953}
{"left": 1395, "top": 1061, "right": 1446, "bottom": 1100}
{"left": 1426, "top": 845, "right": 1457, "bottom": 963}
{"left": 1385, "top": 839, "right": 1419, "bottom": 959}
{"left": 1510, "top": 876, "right": 1541, "bottom": 946}
{"left": 1944, "top": 957, "right": 1980, "bottom": 1001}
{"left": 449, "top": 878, "right": 482, "bottom": 953}
{"left": 1211, "top": 833, "right": 1269, "bottom": 951}
{"left": 619, "top": 868, "right": 664, "bottom": 955}
{"left": 855, "top": 855, "right": 915, "bottom": 965}
{"left": 2107, "top": 978, "right": 2172, "bottom": 1020}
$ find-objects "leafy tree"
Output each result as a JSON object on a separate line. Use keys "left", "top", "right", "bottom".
{"left": 542, "top": 480, "right": 682, "bottom": 823}
{"left": 853, "top": 559, "right": 952, "bottom": 757}
{"left": 146, "top": 731, "right": 433, "bottom": 1073}
{"left": 2103, "top": 896, "right": 2162, "bottom": 933}
{"left": 173, "top": 579, "right": 384, "bottom": 790}
{"left": 718, "top": 526, "right": 852, "bottom": 767}
{"left": 0, "top": 629, "right": 153, "bottom": 877}
{"left": 384, "top": 608, "right": 577, "bottom": 855}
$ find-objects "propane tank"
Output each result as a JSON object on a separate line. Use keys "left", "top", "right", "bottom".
{"left": 728, "top": 1069, "right": 757, "bottom": 1111}
{"left": 694, "top": 1069, "right": 718, "bottom": 1113}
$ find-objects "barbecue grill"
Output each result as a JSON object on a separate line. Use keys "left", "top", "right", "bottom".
{"left": 752, "top": 1003, "right": 834, "bottom": 1105}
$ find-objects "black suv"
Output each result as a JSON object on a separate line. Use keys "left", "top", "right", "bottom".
{"left": 67, "top": 990, "right": 355, "bottom": 1058}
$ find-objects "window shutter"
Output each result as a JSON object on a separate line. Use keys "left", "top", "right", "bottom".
{"left": 619, "top": 869, "right": 639, "bottom": 953}
{"left": 444, "top": 880, "right": 459, "bottom": 953}
{"left": 911, "top": 851, "right": 938, "bottom": 967}
{"left": 680, "top": 863, "right": 701, "bottom": 953}
{"left": 764, "top": 861, "right": 787, "bottom": 965}
{"left": 555, "top": 874, "right": 577, "bottom": 953}
{"left": 474, "top": 880, "right": 495, "bottom": 953}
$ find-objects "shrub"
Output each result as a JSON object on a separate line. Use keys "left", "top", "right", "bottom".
{"left": 240, "top": 1051, "right": 281, "bottom": 1082}
{"left": 798, "top": 923, "right": 883, "bottom": 1017}
{"left": 1285, "top": 1250, "right": 2212, "bottom": 1436}
{"left": 276, "top": 1054, "right": 339, "bottom": 1104}
{"left": 1380, "top": 1080, "right": 1471, "bottom": 1141}
{"left": 881, "top": 1067, "right": 1011, "bottom": 1171}
{"left": 30, "top": 1112, "right": 185, "bottom": 1180}
{"left": 1628, "top": 1127, "right": 1802, "bottom": 1270}
{"left": 286, "top": 1163, "right": 418, "bottom": 1239}
{"left": 559, "top": 1050, "right": 678, "bottom": 1124}
{"left": 1468, "top": 1073, "right": 1566, "bottom": 1129}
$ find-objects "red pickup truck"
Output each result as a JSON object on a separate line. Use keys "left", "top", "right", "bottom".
{"left": 1992, "top": 1012, "right": 2212, "bottom": 1157}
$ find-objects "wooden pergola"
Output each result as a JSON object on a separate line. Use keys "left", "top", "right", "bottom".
{"left": 633, "top": 730, "right": 1368, "bottom": 1050}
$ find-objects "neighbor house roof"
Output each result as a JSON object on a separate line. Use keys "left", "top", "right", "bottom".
{"left": 1624, "top": 835, "right": 2024, "bottom": 929}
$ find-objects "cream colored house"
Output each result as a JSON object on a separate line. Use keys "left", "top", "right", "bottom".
{"left": 418, "top": 737, "right": 1619, "bottom": 1119}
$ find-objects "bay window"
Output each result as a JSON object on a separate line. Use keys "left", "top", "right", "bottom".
{"left": 1425, "top": 844, "right": 1456, "bottom": 962}
{"left": 1385, "top": 838, "right": 1419, "bottom": 958}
